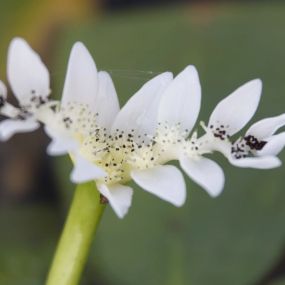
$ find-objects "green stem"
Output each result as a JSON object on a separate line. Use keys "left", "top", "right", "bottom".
{"left": 46, "top": 182, "right": 105, "bottom": 285}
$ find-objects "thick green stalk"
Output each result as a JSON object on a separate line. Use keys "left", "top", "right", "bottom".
{"left": 46, "top": 182, "right": 105, "bottom": 285}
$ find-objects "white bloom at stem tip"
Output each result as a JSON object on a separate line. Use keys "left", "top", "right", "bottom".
{"left": 77, "top": 70, "right": 189, "bottom": 217}
{"left": 1, "top": 37, "right": 285, "bottom": 219}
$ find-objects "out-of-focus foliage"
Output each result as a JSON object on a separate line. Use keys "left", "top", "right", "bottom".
{"left": 1, "top": 1, "right": 285, "bottom": 285}
{"left": 0, "top": 0, "right": 93, "bottom": 72}
{"left": 0, "top": 206, "right": 58, "bottom": 285}
{"left": 272, "top": 279, "right": 285, "bottom": 285}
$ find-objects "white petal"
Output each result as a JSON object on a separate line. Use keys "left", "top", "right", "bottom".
{"left": 0, "top": 103, "right": 20, "bottom": 118}
{"left": 44, "top": 125, "right": 78, "bottom": 155}
{"left": 7, "top": 38, "right": 50, "bottom": 105}
{"left": 208, "top": 79, "right": 262, "bottom": 136}
{"left": 0, "top": 82, "right": 18, "bottom": 120}
{"left": 180, "top": 156, "right": 224, "bottom": 197}
{"left": 131, "top": 165, "right": 186, "bottom": 207}
{"left": 47, "top": 139, "right": 76, "bottom": 156}
{"left": 70, "top": 153, "right": 106, "bottom": 183}
{"left": 46, "top": 136, "right": 78, "bottom": 156}
{"left": 94, "top": 71, "right": 120, "bottom": 130}
{"left": 246, "top": 114, "right": 285, "bottom": 139}
{"left": 97, "top": 183, "right": 133, "bottom": 219}
{"left": 0, "top": 118, "right": 39, "bottom": 140}
{"left": 229, "top": 156, "right": 281, "bottom": 169}
{"left": 111, "top": 72, "right": 173, "bottom": 137}
{"left": 61, "top": 42, "right": 98, "bottom": 110}
{"left": 0, "top": 80, "right": 7, "bottom": 98}
{"left": 258, "top": 133, "right": 285, "bottom": 156}
{"left": 158, "top": 65, "right": 201, "bottom": 135}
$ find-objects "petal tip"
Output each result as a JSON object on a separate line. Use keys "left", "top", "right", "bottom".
{"left": 253, "top": 78, "right": 262, "bottom": 90}
{"left": 71, "top": 41, "right": 88, "bottom": 53}
{"left": 9, "top": 37, "right": 27, "bottom": 47}
{"left": 184, "top": 65, "right": 198, "bottom": 74}
{"left": 161, "top": 71, "right": 174, "bottom": 82}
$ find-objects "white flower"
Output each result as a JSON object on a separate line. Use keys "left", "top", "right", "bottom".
{"left": 0, "top": 38, "right": 49, "bottom": 140}
{"left": 76, "top": 65, "right": 226, "bottom": 218}
{"left": 0, "top": 38, "right": 188, "bottom": 218}
{"left": 75, "top": 70, "right": 188, "bottom": 218}
{"left": 57, "top": 41, "right": 121, "bottom": 180}
{"left": 0, "top": 38, "right": 117, "bottom": 184}
{"left": 40, "top": 40, "right": 121, "bottom": 154}
{"left": 2, "top": 38, "right": 285, "bottom": 219}
{"left": 0, "top": 38, "right": 117, "bottom": 173}
{"left": 230, "top": 114, "right": 285, "bottom": 168}
{"left": 199, "top": 79, "right": 285, "bottom": 168}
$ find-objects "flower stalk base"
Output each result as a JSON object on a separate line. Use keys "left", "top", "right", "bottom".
{"left": 46, "top": 182, "right": 105, "bottom": 285}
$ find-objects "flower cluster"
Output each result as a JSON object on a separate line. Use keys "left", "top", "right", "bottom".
{"left": 1, "top": 38, "right": 285, "bottom": 218}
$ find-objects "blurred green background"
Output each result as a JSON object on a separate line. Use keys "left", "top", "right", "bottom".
{"left": 1, "top": 0, "right": 285, "bottom": 284}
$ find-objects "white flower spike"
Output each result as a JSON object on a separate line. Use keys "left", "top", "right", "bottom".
{"left": 1, "top": 37, "right": 285, "bottom": 219}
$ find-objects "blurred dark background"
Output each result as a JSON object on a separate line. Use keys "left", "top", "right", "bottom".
{"left": 1, "top": 0, "right": 285, "bottom": 284}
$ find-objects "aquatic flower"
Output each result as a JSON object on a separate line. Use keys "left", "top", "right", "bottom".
{"left": 75, "top": 65, "right": 226, "bottom": 216}
{"left": 43, "top": 41, "right": 121, "bottom": 183}
{"left": 75, "top": 70, "right": 188, "bottom": 218}
{"left": 200, "top": 79, "right": 285, "bottom": 168}
{"left": 2, "top": 38, "right": 285, "bottom": 219}
{"left": 0, "top": 38, "right": 116, "bottom": 180}
{"left": 0, "top": 38, "right": 50, "bottom": 140}
{"left": 45, "top": 41, "right": 120, "bottom": 157}
{"left": 0, "top": 38, "right": 188, "bottom": 218}
{"left": 230, "top": 114, "right": 285, "bottom": 168}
